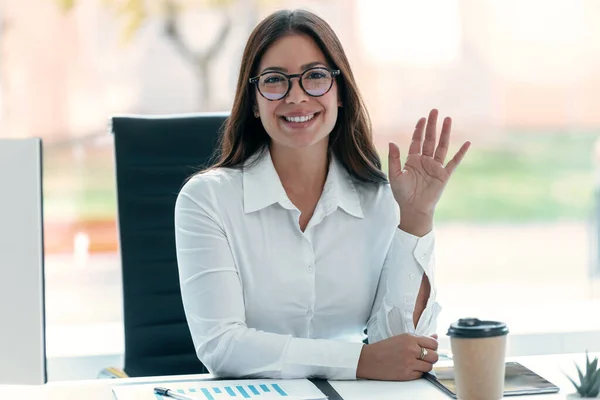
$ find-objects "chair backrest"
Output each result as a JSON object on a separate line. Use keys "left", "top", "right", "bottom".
{"left": 111, "top": 112, "right": 228, "bottom": 377}
{"left": 0, "top": 138, "right": 46, "bottom": 384}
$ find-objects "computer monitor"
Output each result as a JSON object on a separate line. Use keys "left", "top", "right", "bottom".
{"left": 0, "top": 138, "right": 46, "bottom": 384}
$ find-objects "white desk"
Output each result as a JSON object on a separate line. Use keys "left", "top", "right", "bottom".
{"left": 0, "top": 353, "right": 593, "bottom": 399}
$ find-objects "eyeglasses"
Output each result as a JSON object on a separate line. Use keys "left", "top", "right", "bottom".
{"left": 249, "top": 67, "right": 341, "bottom": 101}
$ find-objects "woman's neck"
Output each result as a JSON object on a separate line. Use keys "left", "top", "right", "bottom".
{"left": 270, "top": 142, "right": 329, "bottom": 196}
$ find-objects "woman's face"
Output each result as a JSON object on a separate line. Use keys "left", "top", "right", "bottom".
{"left": 253, "top": 34, "right": 340, "bottom": 152}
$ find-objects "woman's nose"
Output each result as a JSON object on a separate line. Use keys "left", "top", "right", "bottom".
{"left": 285, "top": 78, "right": 309, "bottom": 104}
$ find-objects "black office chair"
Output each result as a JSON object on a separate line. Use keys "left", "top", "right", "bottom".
{"left": 103, "top": 112, "right": 354, "bottom": 400}
{"left": 108, "top": 112, "right": 228, "bottom": 378}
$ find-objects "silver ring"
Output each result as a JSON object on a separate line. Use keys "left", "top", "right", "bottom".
{"left": 419, "top": 346, "right": 428, "bottom": 360}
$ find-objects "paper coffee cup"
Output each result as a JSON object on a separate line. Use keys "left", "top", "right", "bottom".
{"left": 447, "top": 318, "right": 509, "bottom": 400}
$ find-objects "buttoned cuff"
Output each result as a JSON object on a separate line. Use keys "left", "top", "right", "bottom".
{"left": 394, "top": 228, "right": 435, "bottom": 282}
{"left": 392, "top": 229, "right": 436, "bottom": 302}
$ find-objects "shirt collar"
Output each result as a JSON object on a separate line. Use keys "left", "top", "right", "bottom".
{"left": 243, "top": 149, "right": 295, "bottom": 213}
{"left": 242, "top": 149, "right": 364, "bottom": 219}
{"left": 324, "top": 155, "right": 364, "bottom": 218}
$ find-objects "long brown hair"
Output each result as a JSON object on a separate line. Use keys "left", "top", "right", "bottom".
{"left": 212, "top": 9, "right": 386, "bottom": 184}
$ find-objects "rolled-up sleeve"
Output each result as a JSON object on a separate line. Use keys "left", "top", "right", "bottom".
{"left": 366, "top": 228, "right": 440, "bottom": 343}
{"left": 175, "top": 180, "right": 364, "bottom": 380}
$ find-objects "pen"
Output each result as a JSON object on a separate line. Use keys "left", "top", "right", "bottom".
{"left": 154, "top": 387, "right": 196, "bottom": 400}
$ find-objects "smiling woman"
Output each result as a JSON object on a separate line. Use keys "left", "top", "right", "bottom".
{"left": 174, "top": 8, "right": 470, "bottom": 381}
{"left": 251, "top": 35, "right": 342, "bottom": 154}
{"left": 210, "top": 9, "right": 387, "bottom": 185}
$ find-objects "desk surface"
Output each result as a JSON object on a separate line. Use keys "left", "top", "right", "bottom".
{"left": 0, "top": 353, "right": 594, "bottom": 399}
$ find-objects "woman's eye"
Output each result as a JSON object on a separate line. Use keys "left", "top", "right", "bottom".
{"left": 307, "top": 72, "right": 326, "bottom": 79}
{"left": 264, "top": 76, "right": 284, "bottom": 84}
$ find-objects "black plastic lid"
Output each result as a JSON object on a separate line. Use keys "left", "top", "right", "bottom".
{"left": 447, "top": 318, "right": 509, "bottom": 338}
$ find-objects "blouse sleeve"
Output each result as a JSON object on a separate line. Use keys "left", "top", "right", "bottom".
{"left": 365, "top": 227, "right": 441, "bottom": 343}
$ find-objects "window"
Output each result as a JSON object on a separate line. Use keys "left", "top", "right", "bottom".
{"left": 2, "top": 0, "right": 598, "bottom": 372}
{"left": 356, "top": 0, "right": 462, "bottom": 66}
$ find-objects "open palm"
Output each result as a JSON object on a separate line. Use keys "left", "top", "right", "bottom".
{"left": 388, "top": 109, "right": 471, "bottom": 216}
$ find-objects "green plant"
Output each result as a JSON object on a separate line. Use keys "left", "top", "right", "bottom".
{"left": 566, "top": 352, "right": 600, "bottom": 397}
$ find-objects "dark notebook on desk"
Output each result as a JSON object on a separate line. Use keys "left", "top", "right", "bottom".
{"left": 425, "top": 361, "right": 560, "bottom": 398}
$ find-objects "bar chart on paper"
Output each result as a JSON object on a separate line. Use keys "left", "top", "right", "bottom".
{"left": 157, "top": 383, "right": 288, "bottom": 400}
{"left": 112, "top": 379, "right": 327, "bottom": 400}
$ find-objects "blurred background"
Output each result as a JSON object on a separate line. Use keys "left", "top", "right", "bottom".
{"left": 1, "top": 0, "right": 599, "bottom": 377}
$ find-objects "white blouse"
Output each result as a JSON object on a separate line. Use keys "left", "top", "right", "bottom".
{"left": 174, "top": 149, "right": 439, "bottom": 380}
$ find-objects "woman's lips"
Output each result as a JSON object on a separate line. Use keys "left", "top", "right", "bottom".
{"left": 280, "top": 112, "right": 321, "bottom": 129}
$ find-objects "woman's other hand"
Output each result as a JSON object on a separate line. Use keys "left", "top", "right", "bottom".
{"left": 356, "top": 333, "right": 440, "bottom": 381}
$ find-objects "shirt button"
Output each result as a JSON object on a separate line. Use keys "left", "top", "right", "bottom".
{"left": 410, "top": 273, "right": 416, "bottom": 280}
{"left": 307, "top": 264, "right": 314, "bottom": 273}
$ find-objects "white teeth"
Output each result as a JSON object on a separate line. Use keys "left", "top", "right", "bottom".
{"left": 285, "top": 113, "right": 315, "bottom": 123}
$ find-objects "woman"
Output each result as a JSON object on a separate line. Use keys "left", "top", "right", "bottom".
{"left": 175, "top": 9, "right": 470, "bottom": 381}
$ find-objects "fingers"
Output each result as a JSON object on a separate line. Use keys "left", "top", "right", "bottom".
{"left": 408, "top": 118, "right": 426, "bottom": 155}
{"left": 421, "top": 349, "right": 440, "bottom": 364}
{"left": 416, "top": 335, "right": 439, "bottom": 351}
{"left": 433, "top": 117, "right": 451, "bottom": 164}
{"left": 445, "top": 140, "right": 472, "bottom": 176}
{"left": 388, "top": 142, "right": 402, "bottom": 178}
{"left": 412, "top": 110, "right": 452, "bottom": 162}
{"left": 414, "top": 359, "right": 434, "bottom": 373}
{"left": 422, "top": 109, "right": 438, "bottom": 157}
{"left": 431, "top": 333, "right": 439, "bottom": 340}
{"left": 410, "top": 371, "right": 424, "bottom": 380}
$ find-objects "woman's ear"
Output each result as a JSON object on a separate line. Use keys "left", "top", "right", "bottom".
{"left": 253, "top": 105, "right": 260, "bottom": 118}
{"left": 338, "top": 100, "right": 343, "bottom": 107}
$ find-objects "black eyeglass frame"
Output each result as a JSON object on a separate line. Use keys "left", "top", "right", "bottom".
{"left": 249, "top": 67, "right": 341, "bottom": 101}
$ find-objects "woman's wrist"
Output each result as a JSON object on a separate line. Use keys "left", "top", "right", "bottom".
{"left": 398, "top": 211, "right": 433, "bottom": 237}
{"left": 356, "top": 344, "right": 371, "bottom": 379}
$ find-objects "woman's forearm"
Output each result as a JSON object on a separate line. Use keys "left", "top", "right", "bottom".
{"left": 413, "top": 274, "right": 431, "bottom": 328}
{"left": 397, "top": 210, "right": 434, "bottom": 328}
